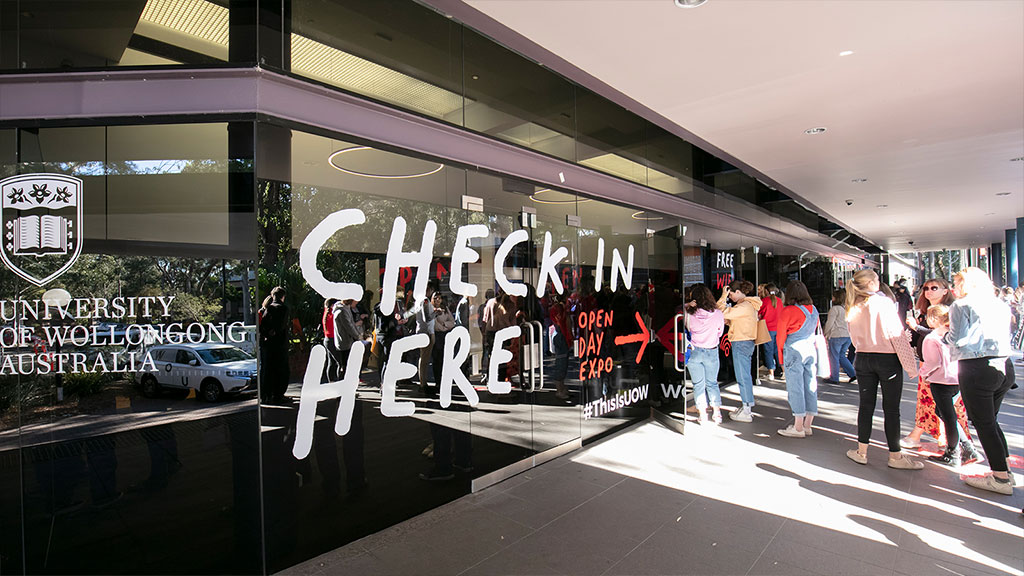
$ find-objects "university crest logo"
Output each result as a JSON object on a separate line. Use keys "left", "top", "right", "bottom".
{"left": 0, "top": 173, "right": 83, "bottom": 286}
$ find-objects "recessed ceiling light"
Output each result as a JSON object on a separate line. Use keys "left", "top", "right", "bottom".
{"left": 876, "top": 204, "right": 887, "bottom": 208}
{"left": 471, "top": 75, "right": 479, "bottom": 80}
{"left": 851, "top": 178, "right": 868, "bottom": 183}
{"left": 804, "top": 127, "right": 827, "bottom": 135}
{"left": 996, "top": 192, "right": 1011, "bottom": 196}
{"left": 984, "top": 212, "right": 995, "bottom": 216}
{"left": 839, "top": 50, "right": 854, "bottom": 56}
{"left": 674, "top": 0, "right": 708, "bottom": 7}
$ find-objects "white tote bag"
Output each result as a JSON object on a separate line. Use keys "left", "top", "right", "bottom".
{"left": 814, "top": 321, "right": 831, "bottom": 379}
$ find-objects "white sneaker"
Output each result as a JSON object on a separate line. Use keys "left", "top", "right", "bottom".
{"left": 729, "top": 407, "right": 753, "bottom": 423}
{"left": 777, "top": 425, "right": 806, "bottom": 438}
{"left": 964, "top": 473, "right": 1014, "bottom": 495}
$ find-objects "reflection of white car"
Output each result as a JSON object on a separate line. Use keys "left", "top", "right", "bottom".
{"left": 138, "top": 343, "right": 256, "bottom": 402}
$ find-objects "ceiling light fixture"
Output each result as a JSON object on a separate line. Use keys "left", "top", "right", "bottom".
{"left": 851, "top": 178, "right": 867, "bottom": 183}
{"left": 876, "top": 204, "right": 887, "bottom": 208}
{"left": 996, "top": 192, "right": 1011, "bottom": 196}
{"left": 529, "top": 188, "right": 591, "bottom": 205}
{"left": 631, "top": 211, "right": 664, "bottom": 221}
{"left": 804, "top": 127, "right": 827, "bottom": 135}
{"left": 328, "top": 146, "right": 444, "bottom": 179}
{"left": 1010, "top": 157, "right": 1023, "bottom": 162}
{"left": 674, "top": 0, "right": 708, "bottom": 8}
{"left": 839, "top": 50, "right": 855, "bottom": 56}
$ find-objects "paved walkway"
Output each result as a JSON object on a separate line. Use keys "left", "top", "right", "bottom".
{"left": 283, "top": 361, "right": 1024, "bottom": 576}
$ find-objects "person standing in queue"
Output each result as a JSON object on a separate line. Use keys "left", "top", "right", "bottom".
{"left": 758, "top": 283, "right": 784, "bottom": 381}
{"left": 775, "top": 281, "right": 820, "bottom": 438}
{"left": 823, "top": 289, "right": 856, "bottom": 384}
{"left": 844, "top": 270, "right": 922, "bottom": 469}
{"left": 943, "top": 268, "right": 1017, "bottom": 495}
{"left": 717, "top": 280, "right": 762, "bottom": 422}
{"left": 920, "top": 305, "right": 981, "bottom": 466}
{"left": 685, "top": 284, "right": 725, "bottom": 425}
{"left": 259, "top": 286, "right": 290, "bottom": 403}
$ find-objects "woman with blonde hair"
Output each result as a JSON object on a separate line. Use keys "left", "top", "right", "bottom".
{"left": 844, "top": 269, "right": 922, "bottom": 469}
{"left": 943, "top": 268, "right": 1016, "bottom": 494}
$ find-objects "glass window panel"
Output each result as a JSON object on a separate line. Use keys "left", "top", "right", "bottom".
{"left": 463, "top": 29, "right": 575, "bottom": 161}
{"left": 1, "top": 0, "right": 241, "bottom": 70}
{"left": 575, "top": 88, "right": 647, "bottom": 184}
{"left": 12, "top": 123, "right": 244, "bottom": 249}
{"left": 288, "top": 0, "right": 462, "bottom": 122}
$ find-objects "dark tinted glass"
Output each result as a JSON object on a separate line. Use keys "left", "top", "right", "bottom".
{"left": 288, "top": 0, "right": 462, "bottom": 122}
{"left": 463, "top": 29, "right": 575, "bottom": 161}
{"left": 575, "top": 88, "right": 647, "bottom": 184}
{"left": 0, "top": 122, "right": 260, "bottom": 574}
{"left": 0, "top": 0, "right": 251, "bottom": 70}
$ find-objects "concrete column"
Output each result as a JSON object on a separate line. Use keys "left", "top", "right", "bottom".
{"left": 1007, "top": 228, "right": 1018, "bottom": 288}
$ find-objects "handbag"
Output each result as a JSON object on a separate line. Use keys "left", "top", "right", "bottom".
{"left": 892, "top": 329, "right": 919, "bottom": 380}
{"left": 814, "top": 321, "right": 830, "bottom": 379}
{"left": 755, "top": 319, "right": 772, "bottom": 345}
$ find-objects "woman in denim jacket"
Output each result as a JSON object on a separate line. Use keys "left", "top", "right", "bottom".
{"left": 943, "top": 267, "right": 1016, "bottom": 495}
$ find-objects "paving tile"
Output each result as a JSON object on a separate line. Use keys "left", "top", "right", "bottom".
{"left": 746, "top": 555, "right": 829, "bottom": 576}
{"left": 492, "top": 471, "right": 609, "bottom": 528}
{"left": 892, "top": 549, "right": 1015, "bottom": 576}
{"left": 895, "top": 515, "right": 1024, "bottom": 565}
{"left": 543, "top": 461, "right": 629, "bottom": 488}
{"left": 344, "top": 505, "right": 533, "bottom": 575}
{"left": 758, "top": 536, "right": 896, "bottom": 576}
{"left": 668, "top": 497, "right": 785, "bottom": 553}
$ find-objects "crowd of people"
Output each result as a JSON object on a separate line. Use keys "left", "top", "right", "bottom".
{"left": 686, "top": 268, "right": 1022, "bottom": 497}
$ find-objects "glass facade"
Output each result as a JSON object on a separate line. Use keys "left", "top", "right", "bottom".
{"left": 0, "top": 2, "right": 878, "bottom": 575}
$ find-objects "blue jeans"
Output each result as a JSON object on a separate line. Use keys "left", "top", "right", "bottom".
{"left": 688, "top": 346, "right": 721, "bottom": 408}
{"left": 761, "top": 331, "right": 778, "bottom": 370}
{"left": 731, "top": 339, "right": 756, "bottom": 406}
{"left": 827, "top": 337, "right": 856, "bottom": 381}
{"left": 784, "top": 347, "right": 818, "bottom": 416}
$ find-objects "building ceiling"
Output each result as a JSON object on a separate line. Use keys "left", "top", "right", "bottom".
{"left": 452, "top": 0, "right": 1024, "bottom": 255}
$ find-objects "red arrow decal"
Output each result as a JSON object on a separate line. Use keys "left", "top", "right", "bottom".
{"left": 614, "top": 312, "right": 650, "bottom": 364}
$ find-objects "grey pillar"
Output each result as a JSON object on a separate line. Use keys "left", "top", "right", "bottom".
{"left": 1007, "top": 228, "right": 1018, "bottom": 288}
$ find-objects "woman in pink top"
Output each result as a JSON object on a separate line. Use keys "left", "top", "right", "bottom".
{"left": 921, "top": 305, "right": 981, "bottom": 466}
{"left": 844, "top": 269, "right": 922, "bottom": 470}
{"left": 685, "top": 284, "right": 726, "bottom": 424}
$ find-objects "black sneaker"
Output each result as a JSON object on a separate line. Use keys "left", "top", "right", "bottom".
{"left": 419, "top": 469, "right": 454, "bottom": 482}
{"left": 960, "top": 441, "right": 982, "bottom": 465}
{"left": 928, "top": 447, "right": 960, "bottom": 465}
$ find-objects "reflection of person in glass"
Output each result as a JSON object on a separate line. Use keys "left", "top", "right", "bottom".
{"left": 332, "top": 298, "right": 363, "bottom": 370}
{"left": 412, "top": 282, "right": 438, "bottom": 395}
{"left": 717, "top": 280, "right": 761, "bottom": 423}
{"left": 431, "top": 293, "right": 455, "bottom": 399}
{"left": 322, "top": 298, "right": 340, "bottom": 381}
{"left": 259, "top": 286, "right": 289, "bottom": 403}
{"left": 549, "top": 293, "right": 572, "bottom": 402}
{"left": 373, "top": 289, "right": 406, "bottom": 381}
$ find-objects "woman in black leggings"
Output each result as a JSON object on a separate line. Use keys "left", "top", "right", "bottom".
{"left": 844, "top": 270, "right": 922, "bottom": 470}
{"left": 944, "top": 268, "right": 1016, "bottom": 495}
